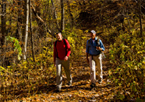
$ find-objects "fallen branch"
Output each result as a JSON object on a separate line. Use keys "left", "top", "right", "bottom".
{"left": 0, "top": 13, "right": 6, "bottom": 16}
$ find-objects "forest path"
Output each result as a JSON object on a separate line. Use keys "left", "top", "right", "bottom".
{"left": 10, "top": 36, "right": 115, "bottom": 102}
{"left": 29, "top": 37, "right": 114, "bottom": 102}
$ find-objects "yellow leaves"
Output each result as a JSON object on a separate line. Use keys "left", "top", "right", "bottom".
{"left": 108, "top": 70, "right": 112, "bottom": 76}
{"left": 143, "top": 60, "right": 145, "bottom": 64}
{"left": 134, "top": 66, "right": 138, "bottom": 70}
{"left": 137, "top": 51, "right": 143, "bottom": 54}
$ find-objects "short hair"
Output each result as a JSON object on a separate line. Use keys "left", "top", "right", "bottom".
{"left": 56, "top": 32, "right": 62, "bottom": 35}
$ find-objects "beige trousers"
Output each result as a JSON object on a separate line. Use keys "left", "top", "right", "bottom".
{"left": 89, "top": 54, "right": 103, "bottom": 84}
{"left": 56, "top": 58, "right": 72, "bottom": 89}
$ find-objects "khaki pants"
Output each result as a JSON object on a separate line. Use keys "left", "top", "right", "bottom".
{"left": 89, "top": 54, "right": 103, "bottom": 84}
{"left": 56, "top": 58, "right": 72, "bottom": 89}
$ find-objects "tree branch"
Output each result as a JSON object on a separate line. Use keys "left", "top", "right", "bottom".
{"left": 0, "top": 13, "right": 6, "bottom": 16}
{"left": 31, "top": 4, "right": 52, "bottom": 35}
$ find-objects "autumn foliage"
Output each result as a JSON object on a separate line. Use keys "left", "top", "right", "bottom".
{"left": 0, "top": 0, "right": 145, "bottom": 101}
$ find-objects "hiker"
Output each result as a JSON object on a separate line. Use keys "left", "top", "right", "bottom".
{"left": 86, "top": 30, "right": 105, "bottom": 88}
{"left": 53, "top": 32, "right": 72, "bottom": 92}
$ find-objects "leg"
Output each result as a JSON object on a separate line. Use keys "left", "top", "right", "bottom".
{"left": 95, "top": 54, "right": 103, "bottom": 81}
{"left": 56, "top": 58, "right": 63, "bottom": 91}
{"left": 62, "top": 59, "right": 72, "bottom": 85}
{"left": 89, "top": 56, "right": 96, "bottom": 84}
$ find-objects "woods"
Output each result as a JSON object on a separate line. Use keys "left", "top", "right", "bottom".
{"left": 0, "top": 0, "right": 145, "bottom": 101}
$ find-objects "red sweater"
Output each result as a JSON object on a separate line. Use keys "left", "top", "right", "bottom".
{"left": 54, "top": 39, "right": 71, "bottom": 62}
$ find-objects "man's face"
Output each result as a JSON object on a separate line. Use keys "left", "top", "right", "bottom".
{"left": 56, "top": 33, "right": 62, "bottom": 41}
{"left": 90, "top": 32, "right": 96, "bottom": 39}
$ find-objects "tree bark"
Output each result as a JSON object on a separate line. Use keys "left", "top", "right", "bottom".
{"left": 17, "top": 0, "right": 22, "bottom": 40}
{"left": 23, "top": 0, "right": 29, "bottom": 60}
{"left": 1, "top": 0, "right": 6, "bottom": 47}
{"left": 61, "top": 0, "right": 65, "bottom": 31}
{"left": 29, "top": 0, "right": 35, "bottom": 62}
{"left": 31, "top": 4, "right": 52, "bottom": 35}
{"left": 1, "top": 0, "right": 7, "bottom": 66}
{"left": 51, "top": 0, "right": 61, "bottom": 31}
{"left": 22, "top": 0, "right": 26, "bottom": 60}
{"left": 139, "top": 0, "right": 142, "bottom": 38}
{"left": 67, "top": 0, "right": 74, "bottom": 29}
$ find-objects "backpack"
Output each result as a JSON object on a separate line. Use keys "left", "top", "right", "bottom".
{"left": 88, "top": 37, "right": 106, "bottom": 59}
{"left": 55, "top": 39, "right": 68, "bottom": 57}
{"left": 88, "top": 37, "right": 100, "bottom": 46}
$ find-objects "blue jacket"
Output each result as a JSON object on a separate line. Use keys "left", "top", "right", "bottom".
{"left": 86, "top": 37, "right": 105, "bottom": 55}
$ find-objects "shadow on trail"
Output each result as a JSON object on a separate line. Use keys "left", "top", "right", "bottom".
{"left": 0, "top": 77, "right": 56, "bottom": 101}
{"left": 72, "top": 73, "right": 90, "bottom": 82}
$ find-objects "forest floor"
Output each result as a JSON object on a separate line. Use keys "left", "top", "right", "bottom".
{"left": 8, "top": 37, "right": 118, "bottom": 102}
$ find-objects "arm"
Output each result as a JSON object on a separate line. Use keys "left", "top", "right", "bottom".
{"left": 86, "top": 40, "right": 89, "bottom": 64}
{"left": 86, "top": 53, "right": 89, "bottom": 64}
{"left": 64, "top": 39, "right": 71, "bottom": 61}
{"left": 96, "top": 39, "right": 105, "bottom": 51}
{"left": 65, "top": 39, "right": 71, "bottom": 57}
{"left": 99, "top": 39, "right": 105, "bottom": 51}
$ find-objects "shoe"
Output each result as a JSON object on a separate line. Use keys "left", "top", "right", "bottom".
{"left": 55, "top": 86, "right": 61, "bottom": 92}
{"left": 90, "top": 83, "right": 96, "bottom": 89}
{"left": 67, "top": 80, "right": 72, "bottom": 86}
{"left": 98, "top": 79, "right": 103, "bottom": 84}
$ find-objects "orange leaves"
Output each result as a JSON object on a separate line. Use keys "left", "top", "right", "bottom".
{"left": 5, "top": 51, "right": 15, "bottom": 57}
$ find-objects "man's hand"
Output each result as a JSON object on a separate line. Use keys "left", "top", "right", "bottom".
{"left": 87, "top": 57, "right": 89, "bottom": 64}
{"left": 96, "top": 46, "right": 103, "bottom": 51}
{"left": 86, "top": 53, "right": 89, "bottom": 64}
{"left": 64, "top": 56, "right": 68, "bottom": 61}
{"left": 54, "top": 62, "right": 56, "bottom": 67}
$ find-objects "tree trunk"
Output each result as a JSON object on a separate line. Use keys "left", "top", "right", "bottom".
{"left": 1, "top": 0, "right": 6, "bottom": 47}
{"left": 51, "top": 0, "right": 61, "bottom": 31}
{"left": 31, "top": 4, "right": 52, "bottom": 35}
{"left": 17, "top": 0, "right": 22, "bottom": 40}
{"left": 29, "top": 0, "right": 35, "bottom": 62}
{"left": 22, "top": 0, "right": 26, "bottom": 60}
{"left": 67, "top": 0, "right": 74, "bottom": 29}
{"left": 24, "top": 0, "right": 29, "bottom": 60}
{"left": 139, "top": 0, "right": 142, "bottom": 38}
{"left": 1, "top": 0, "right": 7, "bottom": 66}
{"left": 61, "top": 0, "right": 64, "bottom": 31}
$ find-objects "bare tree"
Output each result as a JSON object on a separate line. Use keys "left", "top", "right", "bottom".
{"left": 1, "top": 0, "right": 6, "bottom": 47}
{"left": 22, "top": 0, "right": 26, "bottom": 60}
{"left": 23, "top": 0, "right": 30, "bottom": 60}
{"left": 51, "top": 0, "right": 61, "bottom": 31}
{"left": 139, "top": 0, "right": 142, "bottom": 37}
{"left": 67, "top": 0, "right": 74, "bottom": 29}
{"left": 17, "top": 0, "right": 22, "bottom": 40}
{"left": 1, "top": 0, "right": 7, "bottom": 66}
{"left": 31, "top": 4, "right": 52, "bottom": 35}
{"left": 61, "top": 0, "right": 65, "bottom": 31}
{"left": 29, "top": 0, "right": 35, "bottom": 62}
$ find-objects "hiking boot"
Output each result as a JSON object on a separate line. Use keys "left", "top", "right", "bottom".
{"left": 67, "top": 79, "right": 72, "bottom": 86}
{"left": 90, "top": 83, "right": 96, "bottom": 89}
{"left": 56, "top": 86, "right": 61, "bottom": 92}
{"left": 98, "top": 79, "right": 103, "bottom": 84}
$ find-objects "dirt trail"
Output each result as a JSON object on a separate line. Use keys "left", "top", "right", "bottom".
{"left": 11, "top": 37, "right": 114, "bottom": 102}
{"left": 41, "top": 40, "right": 112, "bottom": 101}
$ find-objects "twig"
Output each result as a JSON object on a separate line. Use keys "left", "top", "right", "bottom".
{"left": 0, "top": 13, "right": 6, "bottom": 16}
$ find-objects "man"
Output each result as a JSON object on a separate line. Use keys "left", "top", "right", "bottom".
{"left": 53, "top": 32, "right": 72, "bottom": 92}
{"left": 86, "top": 30, "right": 105, "bottom": 88}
